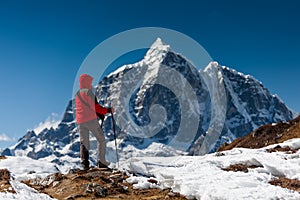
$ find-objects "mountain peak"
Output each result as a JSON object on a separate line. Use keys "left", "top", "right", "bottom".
{"left": 204, "top": 61, "right": 263, "bottom": 86}
{"left": 204, "top": 61, "right": 220, "bottom": 71}
{"left": 107, "top": 38, "right": 172, "bottom": 77}
{"left": 144, "top": 38, "right": 171, "bottom": 64}
{"left": 149, "top": 37, "right": 168, "bottom": 50}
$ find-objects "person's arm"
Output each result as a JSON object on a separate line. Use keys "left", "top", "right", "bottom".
{"left": 88, "top": 90, "right": 112, "bottom": 115}
{"left": 95, "top": 102, "right": 110, "bottom": 115}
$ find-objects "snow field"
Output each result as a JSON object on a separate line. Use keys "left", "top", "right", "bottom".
{"left": 0, "top": 138, "right": 299, "bottom": 200}
{"left": 121, "top": 138, "right": 300, "bottom": 200}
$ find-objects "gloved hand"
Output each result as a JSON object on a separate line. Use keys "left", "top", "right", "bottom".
{"left": 97, "top": 114, "right": 105, "bottom": 121}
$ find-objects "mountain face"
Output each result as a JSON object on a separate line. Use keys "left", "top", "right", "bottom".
{"left": 206, "top": 65, "right": 296, "bottom": 152}
{"left": 1, "top": 38, "right": 296, "bottom": 162}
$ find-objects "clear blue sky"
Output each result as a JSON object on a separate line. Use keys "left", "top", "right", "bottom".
{"left": 0, "top": 0, "right": 299, "bottom": 149}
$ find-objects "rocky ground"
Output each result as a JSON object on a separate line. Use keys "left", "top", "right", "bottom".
{"left": 218, "top": 116, "right": 300, "bottom": 151}
{"left": 269, "top": 178, "right": 300, "bottom": 193}
{"left": 22, "top": 167, "right": 187, "bottom": 200}
{"left": 0, "top": 156, "right": 14, "bottom": 194}
{"left": 0, "top": 162, "right": 187, "bottom": 200}
{"left": 1, "top": 153, "right": 187, "bottom": 200}
{"left": 0, "top": 168, "right": 15, "bottom": 194}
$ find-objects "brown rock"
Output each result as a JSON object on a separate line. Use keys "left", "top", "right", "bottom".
{"left": 218, "top": 116, "right": 300, "bottom": 151}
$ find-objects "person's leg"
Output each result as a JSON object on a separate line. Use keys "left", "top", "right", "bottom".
{"left": 88, "top": 119, "right": 109, "bottom": 166}
{"left": 78, "top": 123, "right": 90, "bottom": 170}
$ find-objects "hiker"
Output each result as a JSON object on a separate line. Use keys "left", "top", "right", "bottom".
{"left": 75, "top": 74, "right": 113, "bottom": 170}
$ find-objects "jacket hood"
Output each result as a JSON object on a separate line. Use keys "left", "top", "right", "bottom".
{"left": 79, "top": 74, "right": 93, "bottom": 89}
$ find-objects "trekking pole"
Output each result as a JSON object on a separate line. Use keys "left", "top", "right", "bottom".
{"left": 99, "top": 115, "right": 104, "bottom": 128}
{"left": 110, "top": 110, "right": 119, "bottom": 168}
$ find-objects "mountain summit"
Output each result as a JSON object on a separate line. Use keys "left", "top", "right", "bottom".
{"left": 1, "top": 39, "right": 295, "bottom": 164}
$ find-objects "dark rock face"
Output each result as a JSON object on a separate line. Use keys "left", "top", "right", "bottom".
{"left": 221, "top": 67, "right": 294, "bottom": 139}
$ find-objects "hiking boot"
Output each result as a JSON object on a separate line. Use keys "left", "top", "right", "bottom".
{"left": 97, "top": 161, "right": 110, "bottom": 169}
{"left": 82, "top": 163, "right": 89, "bottom": 170}
{"left": 80, "top": 142, "right": 89, "bottom": 170}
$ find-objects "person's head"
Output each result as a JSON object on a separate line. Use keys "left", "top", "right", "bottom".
{"left": 79, "top": 74, "right": 93, "bottom": 89}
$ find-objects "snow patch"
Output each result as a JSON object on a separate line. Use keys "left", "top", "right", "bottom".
{"left": 126, "top": 176, "right": 160, "bottom": 189}
{"left": 0, "top": 156, "right": 59, "bottom": 180}
{"left": 6, "top": 180, "right": 54, "bottom": 200}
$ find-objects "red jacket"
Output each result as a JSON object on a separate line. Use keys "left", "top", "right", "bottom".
{"left": 75, "top": 74, "right": 109, "bottom": 124}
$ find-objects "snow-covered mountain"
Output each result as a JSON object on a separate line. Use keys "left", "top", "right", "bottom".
{"left": 96, "top": 38, "right": 295, "bottom": 153}
{"left": 0, "top": 38, "right": 295, "bottom": 163}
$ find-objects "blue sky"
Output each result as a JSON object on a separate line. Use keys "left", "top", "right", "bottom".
{"left": 0, "top": 0, "right": 299, "bottom": 148}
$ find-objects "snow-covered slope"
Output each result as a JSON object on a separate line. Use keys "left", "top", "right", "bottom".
{"left": 0, "top": 38, "right": 295, "bottom": 162}
{"left": 123, "top": 138, "right": 300, "bottom": 200}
